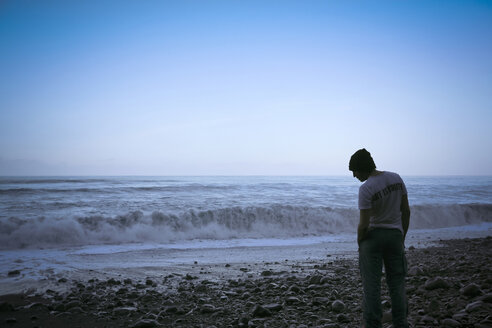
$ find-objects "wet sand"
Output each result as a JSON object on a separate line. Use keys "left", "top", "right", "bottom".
{"left": 0, "top": 237, "right": 491, "bottom": 327}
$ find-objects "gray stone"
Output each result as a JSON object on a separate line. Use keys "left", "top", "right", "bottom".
{"left": 130, "top": 319, "right": 160, "bottom": 328}
{"left": 480, "top": 293, "right": 492, "bottom": 303}
{"left": 309, "top": 275, "right": 323, "bottom": 285}
{"left": 441, "top": 318, "right": 460, "bottom": 327}
{"left": 288, "top": 285, "right": 301, "bottom": 293}
{"left": 427, "top": 299, "right": 440, "bottom": 313}
{"left": 263, "top": 303, "right": 282, "bottom": 312}
{"left": 424, "top": 277, "right": 450, "bottom": 290}
{"left": 461, "top": 283, "right": 483, "bottom": 297}
{"left": 331, "top": 300, "right": 345, "bottom": 313}
{"left": 252, "top": 305, "right": 272, "bottom": 317}
{"left": 336, "top": 313, "right": 349, "bottom": 323}
{"left": 68, "top": 307, "right": 86, "bottom": 314}
{"left": 107, "top": 278, "right": 120, "bottom": 285}
{"left": 465, "top": 300, "right": 484, "bottom": 313}
{"left": 64, "top": 300, "right": 82, "bottom": 310}
{"left": 421, "top": 315, "right": 437, "bottom": 324}
{"left": 408, "top": 266, "right": 424, "bottom": 276}
{"left": 285, "top": 296, "right": 300, "bottom": 305}
{"left": 452, "top": 310, "right": 468, "bottom": 321}
{"left": 113, "top": 306, "right": 138, "bottom": 316}
{"left": 312, "top": 297, "right": 330, "bottom": 306}
{"left": 200, "top": 304, "right": 216, "bottom": 314}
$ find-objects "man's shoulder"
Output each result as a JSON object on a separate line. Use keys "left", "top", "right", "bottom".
{"left": 382, "top": 171, "right": 403, "bottom": 181}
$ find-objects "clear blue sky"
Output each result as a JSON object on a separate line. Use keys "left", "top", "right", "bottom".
{"left": 1, "top": 0, "right": 491, "bottom": 175}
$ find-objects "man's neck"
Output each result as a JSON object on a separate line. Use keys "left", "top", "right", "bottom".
{"left": 370, "top": 170, "right": 383, "bottom": 177}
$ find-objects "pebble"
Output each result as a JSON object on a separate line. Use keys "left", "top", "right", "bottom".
{"left": 331, "top": 300, "right": 345, "bottom": 313}
{"left": 407, "top": 266, "right": 424, "bottom": 276}
{"left": 336, "top": 313, "right": 349, "bottom": 323}
{"left": 441, "top": 318, "right": 461, "bottom": 327}
{"left": 113, "top": 306, "right": 138, "bottom": 316}
{"left": 461, "top": 283, "right": 483, "bottom": 297}
{"left": 252, "top": 305, "right": 271, "bottom": 317}
{"left": 263, "top": 303, "right": 282, "bottom": 312}
{"left": 130, "top": 319, "right": 160, "bottom": 328}
{"left": 424, "top": 277, "right": 450, "bottom": 290}
{"left": 465, "top": 300, "right": 484, "bottom": 313}
{"left": 285, "top": 296, "right": 301, "bottom": 305}
{"left": 420, "top": 315, "right": 437, "bottom": 324}
{"left": 480, "top": 293, "right": 492, "bottom": 303}
{"left": 200, "top": 304, "right": 216, "bottom": 314}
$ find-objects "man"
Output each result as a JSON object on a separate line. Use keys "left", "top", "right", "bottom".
{"left": 349, "top": 148, "right": 410, "bottom": 328}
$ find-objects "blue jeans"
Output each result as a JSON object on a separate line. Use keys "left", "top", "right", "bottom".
{"left": 359, "top": 228, "right": 408, "bottom": 328}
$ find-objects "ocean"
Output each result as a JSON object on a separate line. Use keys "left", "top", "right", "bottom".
{"left": 1, "top": 175, "right": 491, "bottom": 294}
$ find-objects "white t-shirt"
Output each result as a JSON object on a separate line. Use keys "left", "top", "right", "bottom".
{"left": 358, "top": 171, "right": 407, "bottom": 233}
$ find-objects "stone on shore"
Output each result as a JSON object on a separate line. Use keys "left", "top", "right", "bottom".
{"left": 252, "top": 305, "right": 272, "bottom": 317}
{"left": 461, "top": 283, "right": 483, "bottom": 297}
{"left": 130, "top": 319, "right": 160, "bottom": 328}
{"left": 424, "top": 277, "right": 450, "bottom": 290}
{"left": 331, "top": 300, "right": 345, "bottom": 313}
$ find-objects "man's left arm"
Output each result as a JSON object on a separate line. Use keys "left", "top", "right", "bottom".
{"left": 357, "top": 209, "right": 371, "bottom": 245}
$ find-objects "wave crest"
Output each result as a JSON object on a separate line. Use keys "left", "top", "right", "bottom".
{"left": 0, "top": 204, "right": 490, "bottom": 249}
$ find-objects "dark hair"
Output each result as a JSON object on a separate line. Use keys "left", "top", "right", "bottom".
{"left": 349, "top": 148, "right": 376, "bottom": 173}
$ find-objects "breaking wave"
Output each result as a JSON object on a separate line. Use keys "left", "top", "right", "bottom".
{"left": 0, "top": 204, "right": 490, "bottom": 249}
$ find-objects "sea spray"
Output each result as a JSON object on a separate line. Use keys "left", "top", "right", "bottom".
{"left": 1, "top": 204, "right": 490, "bottom": 250}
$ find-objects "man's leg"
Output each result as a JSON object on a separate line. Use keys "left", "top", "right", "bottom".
{"left": 359, "top": 231, "right": 383, "bottom": 328}
{"left": 383, "top": 230, "right": 408, "bottom": 328}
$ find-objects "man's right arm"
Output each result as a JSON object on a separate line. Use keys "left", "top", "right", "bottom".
{"left": 400, "top": 194, "right": 410, "bottom": 242}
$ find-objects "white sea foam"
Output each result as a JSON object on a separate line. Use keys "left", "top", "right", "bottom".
{"left": 1, "top": 204, "right": 490, "bottom": 250}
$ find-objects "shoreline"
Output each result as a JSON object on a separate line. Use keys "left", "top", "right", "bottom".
{"left": 1, "top": 237, "right": 491, "bottom": 327}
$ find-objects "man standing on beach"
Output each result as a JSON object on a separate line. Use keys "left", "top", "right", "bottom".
{"left": 349, "top": 148, "right": 410, "bottom": 328}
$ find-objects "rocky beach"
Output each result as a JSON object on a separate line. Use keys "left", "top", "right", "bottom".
{"left": 0, "top": 237, "right": 491, "bottom": 328}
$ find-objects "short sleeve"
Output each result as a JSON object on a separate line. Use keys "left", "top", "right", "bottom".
{"left": 358, "top": 185, "right": 372, "bottom": 210}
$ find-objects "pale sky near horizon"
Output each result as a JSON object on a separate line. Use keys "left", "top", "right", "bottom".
{"left": 1, "top": 1, "right": 491, "bottom": 176}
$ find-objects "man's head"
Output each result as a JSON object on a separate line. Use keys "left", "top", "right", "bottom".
{"left": 349, "top": 148, "right": 376, "bottom": 182}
